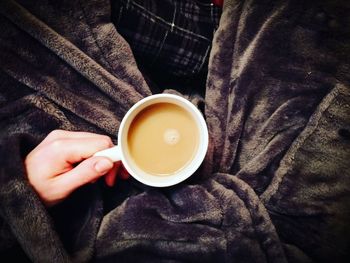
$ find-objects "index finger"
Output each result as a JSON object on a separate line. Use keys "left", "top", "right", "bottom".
{"left": 47, "top": 137, "right": 114, "bottom": 165}
{"left": 40, "top": 130, "right": 113, "bottom": 148}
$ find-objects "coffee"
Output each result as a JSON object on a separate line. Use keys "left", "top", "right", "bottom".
{"left": 127, "top": 102, "right": 199, "bottom": 176}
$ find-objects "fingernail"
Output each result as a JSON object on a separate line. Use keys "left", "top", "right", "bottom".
{"left": 95, "top": 159, "right": 113, "bottom": 173}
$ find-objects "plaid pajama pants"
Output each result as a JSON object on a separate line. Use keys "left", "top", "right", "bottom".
{"left": 111, "top": 0, "right": 222, "bottom": 89}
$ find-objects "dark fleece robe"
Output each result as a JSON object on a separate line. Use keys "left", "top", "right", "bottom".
{"left": 0, "top": 0, "right": 350, "bottom": 262}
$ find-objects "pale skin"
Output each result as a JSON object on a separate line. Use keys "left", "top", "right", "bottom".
{"left": 24, "top": 130, "right": 129, "bottom": 207}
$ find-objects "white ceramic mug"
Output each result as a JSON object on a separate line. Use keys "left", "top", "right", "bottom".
{"left": 94, "top": 94, "right": 208, "bottom": 187}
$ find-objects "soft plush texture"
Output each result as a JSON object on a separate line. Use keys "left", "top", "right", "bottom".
{"left": 0, "top": 0, "right": 349, "bottom": 262}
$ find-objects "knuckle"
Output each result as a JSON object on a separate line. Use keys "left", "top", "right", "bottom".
{"left": 100, "top": 136, "right": 113, "bottom": 148}
{"left": 25, "top": 150, "right": 47, "bottom": 170}
{"left": 48, "top": 129, "right": 64, "bottom": 139}
{"left": 49, "top": 139, "right": 65, "bottom": 150}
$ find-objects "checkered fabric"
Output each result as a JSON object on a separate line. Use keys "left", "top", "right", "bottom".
{"left": 111, "top": 0, "right": 222, "bottom": 87}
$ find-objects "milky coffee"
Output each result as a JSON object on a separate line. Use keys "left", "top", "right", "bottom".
{"left": 127, "top": 103, "right": 199, "bottom": 176}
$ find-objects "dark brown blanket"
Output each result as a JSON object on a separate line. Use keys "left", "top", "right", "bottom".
{"left": 0, "top": 0, "right": 349, "bottom": 262}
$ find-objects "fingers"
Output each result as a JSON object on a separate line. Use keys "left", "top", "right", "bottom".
{"left": 57, "top": 156, "right": 114, "bottom": 194}
{"left": 105, "top": 164, "right": 130, "bottom": 185}
{"left": 105, "top": 162, "right": 121, "bottom": 187}
{"left": 47, "top": 130, "right": 109, "bottom": 142}
{"left": 104, "top": 163, "right": 130, "bottom": 186}
{"left": 90, "top": 162, "right": 129, "bottom": 187}
{"left": 39, "top": 130, "right": 113, "bottom": 149}
{"left": 119, "top": 166, "right": 130, "bottom": 180}
{"left": 45, "top": 137, "right": 114, "bottom": 164}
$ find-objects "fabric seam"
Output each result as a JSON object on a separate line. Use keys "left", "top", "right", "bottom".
{"left": 260, "top": 84, "right": 344, "bottom": 204}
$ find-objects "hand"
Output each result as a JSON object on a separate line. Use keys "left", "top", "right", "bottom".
{"left": 24, "top": 130, "right": 129, "bottom": 207}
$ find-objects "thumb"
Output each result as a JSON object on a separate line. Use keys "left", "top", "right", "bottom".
{"left": 58, "top": 156, "right": 114, "bottom": 194}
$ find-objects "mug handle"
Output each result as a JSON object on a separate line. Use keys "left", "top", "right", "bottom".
{"left": 93, "top": 146, "right": 121, "bottom": 162}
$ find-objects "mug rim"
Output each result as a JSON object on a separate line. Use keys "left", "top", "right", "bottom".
{"left": 118, "top": 94, "right": 209, "bottom": 187}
